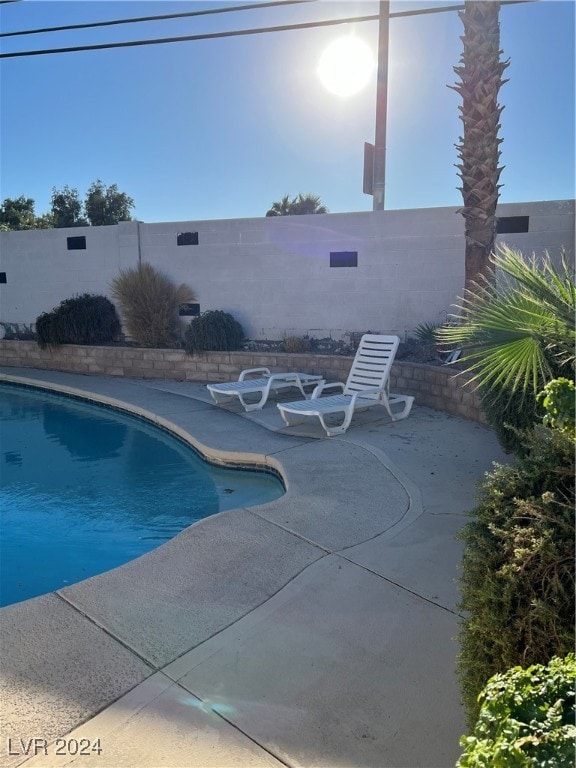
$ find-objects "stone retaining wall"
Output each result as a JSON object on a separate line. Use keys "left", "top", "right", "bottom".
{"left": 0, "top": 340, "right": 486, "bottom": 424}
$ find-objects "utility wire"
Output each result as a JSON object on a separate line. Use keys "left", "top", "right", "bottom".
{"left": 0, "top": 0, "right": 538, "bottom": 60}
{"left": 0, "top": 0, "right": 318, "bottom": 38}
{"left": 1, "top": 14, "right": 378, "bottom": 58}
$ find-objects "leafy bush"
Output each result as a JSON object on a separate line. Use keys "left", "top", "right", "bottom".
{"left": 538, "top": 378, "right": 576, "bottom": 438}
{"left": 110, "top": 263, "right": 195, "bottom": 348}
{"left": 36, "top": 294, "right": 120, "bottom": 348}
{"left": 478, "top": 346, "right": 570, "bottom": 454}
{"left": 457, "top": 427, "right": 575, "bottom": 726}
{"left": 184, "top": 310, "right": 244, "bottom": 353}
{"left": 457, "top": 654, "right": 576, "bottom": 768}
{"left": 282, "top": 336, "right": 312, "bottom": 353}
{"left": 479, "top": 384, "right": 543, "bottom": 455}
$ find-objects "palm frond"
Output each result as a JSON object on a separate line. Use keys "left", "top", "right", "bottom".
{"left": 437, "top": 246, "right": 575, "bottom": 396}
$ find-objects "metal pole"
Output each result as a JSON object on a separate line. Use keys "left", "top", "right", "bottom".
{"left": 373, "top": 0, "right": 389, "bottom": 211}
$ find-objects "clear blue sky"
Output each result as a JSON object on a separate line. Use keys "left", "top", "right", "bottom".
{"left": 0, "top": 0, "right": 574, "bottom": 223}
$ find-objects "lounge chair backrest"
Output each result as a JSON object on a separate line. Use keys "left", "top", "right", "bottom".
{"left": 344, "top": 334, "right": 399, "bottom": 400}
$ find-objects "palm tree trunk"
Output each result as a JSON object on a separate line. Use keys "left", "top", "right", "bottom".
{"left": 452, "top": 1, "right": 510, "bottom": 290}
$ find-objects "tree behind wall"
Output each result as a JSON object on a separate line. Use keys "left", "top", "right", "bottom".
{"left": 266, "top": 193, "right": 328, "bottom": 217}
{"left": 51, "top": 185, "right": 87, "bottom": 228}
{"left": 85, "top": 180, "right": 135, "bottom": 226}
{"left": 451, "top": 1, "right": 509, "bottom": 289}
{"left": 0, "top": 196, "right": 46, "bottom": 231}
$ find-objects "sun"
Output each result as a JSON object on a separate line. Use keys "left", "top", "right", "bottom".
{"left": 317, "top": 36, "right": 375, "bottom": 97}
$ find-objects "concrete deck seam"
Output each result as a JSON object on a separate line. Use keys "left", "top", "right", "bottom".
{"left": 334, "top": 435, "right": 425, "bottom": 544}
{"left": 193, "top": 702, "right": 294, "bottom": 768}
{"left": 18, "top": 673, "right": 193, "bottom": 768}
{"left": 334, "top": 553, "right": 461, "bottom": 617}
{"left": 53, "top": 592, "right": 159, "bottom": 671}
{"left": 243, "top": 507, "right": 333, "bottom": 553}
{"left": 157, "top": 554, "right": 333, "bottom": 678}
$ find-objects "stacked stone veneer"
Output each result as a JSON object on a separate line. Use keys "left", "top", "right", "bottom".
{"left": 0, "top": 340, "right": 486, "bottom": 424}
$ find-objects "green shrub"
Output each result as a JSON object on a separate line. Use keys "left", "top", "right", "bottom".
{"left": 538, "top": 378, "right": 576, "bottom": 438}
{"left": 282, "top": 336, "right": 312, "bottom": 353}
{"left": 36, "top": 294, "right": 120, "bottom": 348}
{"left": 478, "top": 345, "right": 570, "bottom": 454}
{"left": 479, "top": 385, "right": 542, "bottom": 455}
{"left": 457, "top": 654, "right": 576, "bottom": 768}
{"left": 457, "top": 427, "right": 575, "bottom": 726}
{"left": 110, "top": 263, "right": 195, "bottom": 348}
{"left": 184, "top": 310, "right": 244, "bottom": 353}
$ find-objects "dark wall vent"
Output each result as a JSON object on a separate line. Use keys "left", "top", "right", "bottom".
{"left": 497, "top": 216, "right": 529, "bottom": 234}
{"left": 177, "top": 232, "right": 199, "bottom": 246}
{"left": 67, "top": 236, "right": 86, "bottom": 250}
{"left": 179, "top": 303, "right": 200, "bottom": 317}
{"left": 0, "top": 272, "right": 6, "bottom": 284}
{"left": 330, "top": 251, "right": 358, "bottom": 268}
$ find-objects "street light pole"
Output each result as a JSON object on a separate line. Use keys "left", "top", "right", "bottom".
{"left": 373, "top": 0, "right": 390, "bottom": 211}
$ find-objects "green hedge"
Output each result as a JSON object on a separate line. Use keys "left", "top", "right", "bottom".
{"left": 457, "top": 427, "right": 575, "bottom": 726}
{"left": 457, "top": 654, "right": 576, "bottom": 768}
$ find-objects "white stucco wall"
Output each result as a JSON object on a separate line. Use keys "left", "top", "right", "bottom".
{"left": 1, "top": 200, "right": 573, "bottom": 340}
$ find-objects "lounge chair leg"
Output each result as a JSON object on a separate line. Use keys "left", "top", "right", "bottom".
{"left": 279, "top": 410, "right": 305, "bottom": 427}
{"left": 379, "top": 396, "right": 395, "bottom": 421}
{"left": 319, "top": 410, "right": 352, "bottom": 437}
{"left": 238, "top": 391, "right": 267, "bottom": 412}
{"left": 388, "top": 395, "right": 414, "bottom": 421}
{"left": 210, "top": 391, "right": 231, "bottom": 406}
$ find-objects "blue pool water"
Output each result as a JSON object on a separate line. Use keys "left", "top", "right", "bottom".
{"left": 0, "top": 384, "right": 284, "bottom": 607}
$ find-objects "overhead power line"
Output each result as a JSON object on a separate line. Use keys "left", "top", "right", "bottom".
{"left": 0, "top": 0, "right": 317, "bottom": 38}
{"left": 0, "top": 0, "right": 538, "bottom": 60}
{"left": 3, "top": 14, "right": 376, "bottom": 58}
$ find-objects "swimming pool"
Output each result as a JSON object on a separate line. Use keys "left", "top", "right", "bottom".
{"left": 0, "top": 383, "right": 284, "bottom": 607}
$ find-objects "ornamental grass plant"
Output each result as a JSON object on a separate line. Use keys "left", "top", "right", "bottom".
{"left": 111, "top": 263, "right": 195, "bottom": 348}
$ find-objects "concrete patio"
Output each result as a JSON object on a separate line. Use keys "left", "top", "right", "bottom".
{"left": 0, "top": 367, "right": 508, "bottom": 768}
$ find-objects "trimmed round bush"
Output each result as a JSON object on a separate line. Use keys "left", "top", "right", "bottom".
{"left": 184, "top": 310, "right": 244, "bottom": 353}
{"left": 457, "top": 654, "right": 576, "bottom": 768}
{"left": 36, "top": 294, "right": 120, "bottom": 348}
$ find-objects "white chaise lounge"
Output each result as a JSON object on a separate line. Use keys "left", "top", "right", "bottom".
{"left": 277, "top": 334, "right": 414, "bottom": 436}
{"left": 207, "top": 368, "right": 324, "bottom": 412}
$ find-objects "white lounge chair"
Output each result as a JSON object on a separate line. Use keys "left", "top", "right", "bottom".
{"left": 277, "top": 334, "right": 414, "bottom": 436}
{"left": 207, "top": 368, "right": 324, "bottom": 412}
